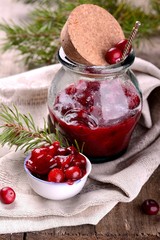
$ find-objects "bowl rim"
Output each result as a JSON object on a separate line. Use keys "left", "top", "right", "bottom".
{"left": 24, "top": 152, "right": 92, "bottom": 186}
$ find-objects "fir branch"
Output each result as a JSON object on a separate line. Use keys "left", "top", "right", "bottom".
{"left": 0, "top": 0, "right": 160, "bottom": 68}
{"left": 0, "top": 104, "right": 55, "bottom": 152}
{"left": 17, "top": 0, "right": 55, "bottom": 5}
{"left": 0, "top": 7, "right": 62, "bottom": 67}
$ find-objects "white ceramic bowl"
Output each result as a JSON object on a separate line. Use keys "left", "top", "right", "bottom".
{"left": 24, "top": 154, "right": 92, "bottom": 200}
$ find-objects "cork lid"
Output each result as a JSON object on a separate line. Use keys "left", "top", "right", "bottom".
{"left": 60, "top": 4, "right": 125, "bottom": 66}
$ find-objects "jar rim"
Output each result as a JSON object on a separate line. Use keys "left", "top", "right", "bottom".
{"left": 58, "top": 47, "right": 135, "bottom": 75}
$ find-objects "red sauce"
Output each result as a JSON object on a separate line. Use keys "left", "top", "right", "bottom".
{"left": 49, "top": 79, "right": 142, "bottom": 161}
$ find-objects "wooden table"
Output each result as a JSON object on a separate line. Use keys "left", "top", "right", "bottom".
{"left": 1, "top": 166, "right": 159, "bottom": 240}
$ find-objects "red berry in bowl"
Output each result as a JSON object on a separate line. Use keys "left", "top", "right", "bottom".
{"left": 47, "top": 144, "right": 58, "bottom": 156}
{"left": 65, "top": 166, "right": 82, "bottom": 181}
{"left": 71, "top": 153, "right": 87, "bottom": 168}
{"left": 105, "top": 47, "right": 122, "bottom": 64}
{"left": 141, "top": 199, "right": 159, "bottom": 215}
{"left": 57, "top": 147, "right": 68, "bottom": 155}
{"left": 52, "top": 141, "right": 61, "bottom": 149}
{"left": 66, "top": 145, "right": 78, "bottom": 155}
{"left": 26, "top": 153, "right": 50, "bottom": 175}
{"left": 0, "top": 187, "right": 16, "bottom": 204}
{"left": 30, "top": 147, "right": 47, "bottom": 160}
{"left": 48, "top": 168, "right": 65, "bottom": 183}
{"left": 55, "top": 155, "right": 73, "bottom": 169}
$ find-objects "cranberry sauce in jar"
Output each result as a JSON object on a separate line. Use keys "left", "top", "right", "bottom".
{"left": 48, "top": 48, "right": 142, "bottom": 163}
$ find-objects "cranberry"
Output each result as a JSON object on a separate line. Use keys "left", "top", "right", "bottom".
{"left": 0, "top": 187, "right": 16, "bottom": 204}
{"left": 75, "top": 91, "right": 94, "bottom": 108}
{"left": 26, "top": 154, "right": 50, "bottom": 175}
{"left": 141, "top": 199, "right": 159, "bottom": 215}
{"left": 128, "top": 94, "right": 140, "bottom": 109}
{"left": 87, "top": 81, "right": 100, "bottom": 92}
{"left": 48, "top": 168, "right": 65, "bottom": 183}
{"left": 47, "top": 144, "right": 58, "bottom": 156}
{"left": 65, "top": 166, "right": 82, "bottom": 181}
{"left": 31, "top": 147, "right": 47, "bottom": 161}
{"left": 65, "top": 84, "right": 76, "bottom": 95}
{"left": 45, "top": 154, "right": 57, "bottom": 168}
{"left": 55, "top": 155, "right": 73, "bottom": 169}
{"left": 26, "top": 145, "right": 59, "bottom": 175}
{"left": 26, "top": 141, "right": 87, "bottom": 184}
{"left": 52, "top": 141, "right": 60, "bottom": 149}
{"left": 123, "top": 86, "right": 140, "bottom": 109}
{"left": 56, "top": 147, "right": 68, "bottom": 155}
{"left": 71, "top": 153, "right": 86, "bottom": 168}
{"left": 105, "top": 47, "right": 122, "bottom": 64}
{"left": 66, "top": 145, "right": 78, "bottom": 155}
{"left": 115, "top": 39, "right": 132, "bottom": 54}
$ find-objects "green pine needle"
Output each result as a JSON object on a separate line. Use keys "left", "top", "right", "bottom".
{"left": 0, "top": 0, "right": 159, "bottom": 68}
{"left": 0, "top": 104, "right": 83, "bottom": 153}
{"left": 0, "top": 104, "right": 55, "bottom": 152}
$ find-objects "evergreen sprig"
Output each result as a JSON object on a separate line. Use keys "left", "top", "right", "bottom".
{"left": 0, "top": 0, "right": 160, "bottom": 68}
{"left": 0, "top": 104, "right": 55, "bottom": 152}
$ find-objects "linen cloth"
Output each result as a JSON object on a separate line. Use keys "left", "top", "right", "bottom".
{"left": 0, "top": 57, "right": 159, "bottom": 234}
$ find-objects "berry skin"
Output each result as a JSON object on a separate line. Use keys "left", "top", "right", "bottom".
{"left": 31, "top": 147, "right": 47, "bottom": 160}
{"left": 65, "top": 166, "right": 82, "bottom": 181}
{"left": 26, "top": 153, "right": 50, "bottom": 175}
{"left": 56, "top": 147, "right": 68, "bottom": 155}
{"left": 0, "top": 187, "right": 16, "bottom": 204}
{"left": 55, "top": 155, "right": 73, "bottom": 169}
{"left": 105, "top": 47, "right": 122, "bottom": 64}
{"left": 47, "top": 144, "right": 58, "bottom": 156}
{"left": 115, "top": 39, "right": 132, "bottom": 53}
{"left": 27, "top": 143, "right": 62, "bottom": 175}
{"left": 141, "top": 199, "right": 159, "bottom": 215}
{"left": 66, "top": 145, "right": 78, "bottom": 155}
{"left": 71, "top": 153, "right": 87, "bottom": 168}
{"left": 53, "top": 141, "right": 60, "bottom": 148}
{"left": 48, "top": 168, "right": 65, "bottom": 183}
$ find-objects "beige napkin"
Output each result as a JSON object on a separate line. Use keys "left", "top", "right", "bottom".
{"left": 0, "top": 57, "right": 160, "bottom": 234}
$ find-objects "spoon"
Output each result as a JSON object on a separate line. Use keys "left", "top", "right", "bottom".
{"left": 121, "top": 21, "right": 141, "bottom": 60}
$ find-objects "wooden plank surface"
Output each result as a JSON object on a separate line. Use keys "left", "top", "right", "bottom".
{"left": 1, "top": 167, "right": 159, "bottom": 240}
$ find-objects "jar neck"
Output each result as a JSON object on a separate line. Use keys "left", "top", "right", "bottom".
{"left": 58, "top": 47, "right": 135, "bottom": 77}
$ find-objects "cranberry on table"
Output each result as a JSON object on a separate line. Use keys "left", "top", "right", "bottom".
{"left": 105, "top": 47, "right": 122, "bottom": 64}
{"left": 141, "top": 199, "right": 159, "bottom": 215}
{"left": 0, "top": 187, "right": 16, "bottom": 204}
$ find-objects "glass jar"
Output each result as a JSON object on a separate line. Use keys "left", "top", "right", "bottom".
{"left": 48, "top": 48, "right": 142, "bottom": 163}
